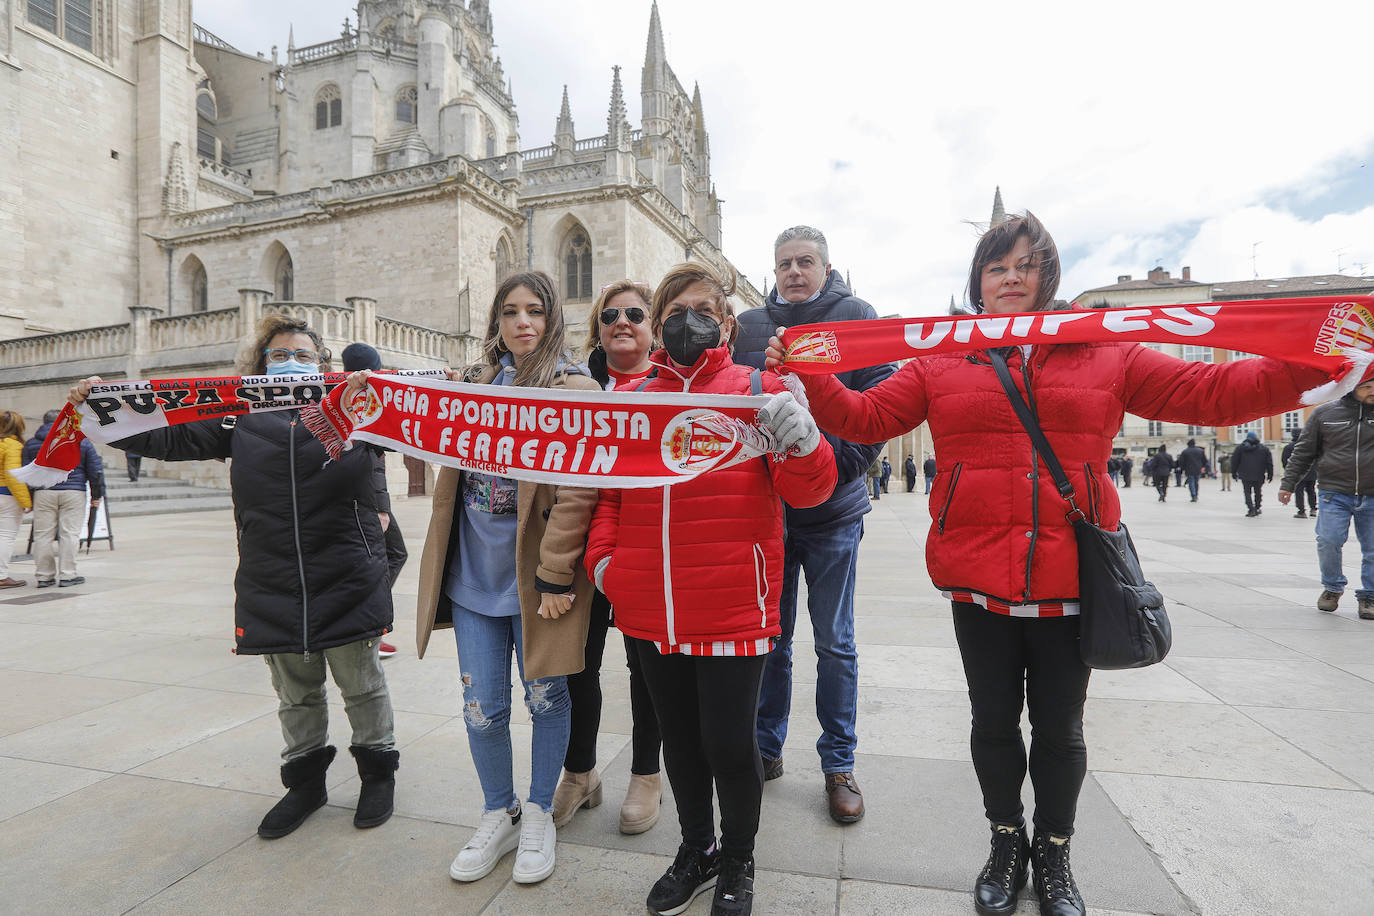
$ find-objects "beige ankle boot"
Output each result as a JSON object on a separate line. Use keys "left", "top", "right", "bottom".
{"left": 552, "top": 768, "right": 602, "bottom": 828}
{"left": 618, "top": 772, "right": 661, "bottom": 835}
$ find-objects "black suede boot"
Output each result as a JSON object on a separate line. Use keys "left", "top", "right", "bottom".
{"left": 258, "top": 745, "right": 336, "bottom": 839}
{"left": 1031, "top": 831, "right": 1086, "bottom": 916}
{"left": 350, "top": 745, "right": 399, "bottom": 828}
{"left": 974, "top": 823, "right": 1030, "bottom": 915}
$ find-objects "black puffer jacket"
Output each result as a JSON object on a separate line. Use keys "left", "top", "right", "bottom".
{"left": 1230, "top": 438, "right": 1274, "bottom": 483}
{"left": 735, "top": 271, "right": 896, "bottom": 530}
{"left": 114, "top": 411, "right": 392, "bottom": 654}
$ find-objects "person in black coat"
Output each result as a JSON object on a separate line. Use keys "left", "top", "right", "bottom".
{"left": 923, "top": 455, "right": 937, "bottom": 494}
{"left": 1150, "top": 445, "right": 1176, "bottom": 502}
{"left": 1121, "top": 455, "right": 1133, "bottom": 488}
{"left": 1232, "top": 431, "right": 1274, "bottom": 516}
{"left": 1281, "top": 427, "right": 1318, "bottom": 518}
{"left": 68, "top": 316, "right": 400, "bottom": 840}
{"left": 1178, "top": 439, "right": 1209, "bottom": 503}
{"left": 903, "top": 455, "right": 918, "bottom": 492}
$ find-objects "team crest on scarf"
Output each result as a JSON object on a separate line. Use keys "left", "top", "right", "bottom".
{"left": 785, "top": 330, "right": 842, "bottom": 364}
{"left": 1314, "top": 301, "right": 1374, "bottom": 356}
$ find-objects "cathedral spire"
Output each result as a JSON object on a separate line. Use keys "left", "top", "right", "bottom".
{"left": 288, "top": 23, "right": 295, "bottom": 51}
{"left": 645, "top": 1, "right": 665, "bottom": 72}
{"left": 990, "top": 186, "right": 1006, "bottom": 225}
{"left": 556, "top": 85, "right": 574, "bottom": 140}
{"left": 606, "top": 65, "right": 629, "bottom": 149}
{"left": 692, "top": 81, "right": 703, "bottom": 122}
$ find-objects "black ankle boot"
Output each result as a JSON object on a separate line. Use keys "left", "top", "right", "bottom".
{"left": 974, "top": 823, "right": 1030, "bottom": 915}
{"left": 350, "top": 744, "right": 400, "bottom": 828}
{"left": 1031, "top": 831, "right": 1086, "bottom": 916}
{"left": 258, "top": 744, "right": 336, "bottom": 839}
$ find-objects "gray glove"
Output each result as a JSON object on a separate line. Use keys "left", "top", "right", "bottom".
{"left": 758, "top": 391, "right": 821, "bottom": 457}
{"left": 594, "top": 556, "right": 610, "bottom": 592}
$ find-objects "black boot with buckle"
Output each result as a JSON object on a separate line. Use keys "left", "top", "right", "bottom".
{"left": 1031, "top": 831, "right": 1086, "bottom": 916}
{"left": 974, "top": 823, "right": 1030, "bottom": 915}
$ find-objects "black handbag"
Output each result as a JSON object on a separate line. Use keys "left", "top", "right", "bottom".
{"left": 988, "top": 351, "right": 1172, "bottom": 669}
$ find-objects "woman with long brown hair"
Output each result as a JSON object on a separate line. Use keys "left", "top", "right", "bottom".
{"left": 406, "top": 270, "right": 599, "bottom": 885}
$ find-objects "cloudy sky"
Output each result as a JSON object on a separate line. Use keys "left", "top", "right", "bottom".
{"left": 197, "top": 0, "right": 1374, "bottom": 316}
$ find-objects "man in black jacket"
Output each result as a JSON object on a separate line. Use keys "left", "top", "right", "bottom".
{"left": 735, "top": 225, "right": 895, "bottom": 823}
{"left": 1178, "top": 438, "right": 1209, "bottom": 503}
{"left": 1281, "top": 427, "right": 1318, "bottom": 518}
{"left": 923, "top": 455, "right": 937, "bottom": 494}
{"left": 903, "top": 455, "right": 917, "bottom": 492}
{"left": 1279, "top": 379, "right": 1374, "bottom": 617}
{"left": 1232, "top": 431, "right": 1274, "bottom": 517}
{"left": 1150, "top": 445, "right": 1175, "bottom": 502}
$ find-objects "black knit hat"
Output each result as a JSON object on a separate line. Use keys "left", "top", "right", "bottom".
{"left": 341, "top": 342, "right": 382, "bottom": 372}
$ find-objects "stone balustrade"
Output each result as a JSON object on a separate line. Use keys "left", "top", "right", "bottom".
{"left": 150, "top": 307, "right": 240, "bottom": 351}
{"left": 0, "top": 323, "right": 129, "bottom": 368}
{"left": 289, "top": 36, "right": 356, "bottom": 65}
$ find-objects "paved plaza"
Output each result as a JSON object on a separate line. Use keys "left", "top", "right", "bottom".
{"left": 1, "top": 479, "right": 1372, "bottom": 915}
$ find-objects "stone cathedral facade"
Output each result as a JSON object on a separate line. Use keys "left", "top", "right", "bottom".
{"left": 1, "top": 0, "right": 755, "bottom": 431}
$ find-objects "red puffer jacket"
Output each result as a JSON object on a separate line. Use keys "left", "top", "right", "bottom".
{"left": 586, "top": 346, "right": 837, "bottom": 645}
{"left": 802, "top": 340, "right": 1330, "bottom": 607}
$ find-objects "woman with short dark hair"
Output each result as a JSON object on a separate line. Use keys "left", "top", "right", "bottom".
{"left": 766, "top": 212, "right": 1331, "bottom": 916}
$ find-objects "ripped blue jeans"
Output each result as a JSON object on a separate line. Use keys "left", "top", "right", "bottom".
{"left": 453, "top": 605, "right": 570, "bottom": 812}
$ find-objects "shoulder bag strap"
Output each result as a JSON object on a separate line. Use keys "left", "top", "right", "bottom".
{"left": 987, "top": 349, "right": 1085, "bottom": 522}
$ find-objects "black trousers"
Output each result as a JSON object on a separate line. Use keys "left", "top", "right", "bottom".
{"left": 1294, "top": 479, "right": 1317, "bottom": 513}
{"left": 951, "top": 601, "right": 1091, "bottom": 837}
{"left": 1243, "top": 480, "right": 1264, "bottom": 512}
{"left": 564, "top": 592, "right": 662, "bottom": 775}
{"left": 1153, "top": 475, "right": 1169, "bottom": 499}
{"left": 126, "top": 454, "right": 141, "bottom": 482}
{"left": 632, "top": 638, "right": 767, "bottom": 857}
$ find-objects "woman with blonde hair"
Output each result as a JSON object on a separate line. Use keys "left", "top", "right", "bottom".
{"left": 586, "top": 261, "right": 836, "bottom": 916}
{"left": 68, "top": 313, "right": 401, "bottom": 839}
{"left": 553, "top": 279, "right": 665, "bottom": 836}
{"left": 404, "top": 270, "right": 599, "bottom": 885}
{"left": 0, "top": 410, "right": 32, "bottom": 589}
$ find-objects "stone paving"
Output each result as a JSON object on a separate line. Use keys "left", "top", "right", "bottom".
{"left": 1, "top": 479, "right": 1372, "bottom": 915}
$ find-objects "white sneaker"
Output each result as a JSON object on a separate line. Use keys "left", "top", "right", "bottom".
{"left": 511, "top": 800, "right": 557, "bottom": 884}
{"left": 449, "top": 807, "right": 520, "bottom": 882}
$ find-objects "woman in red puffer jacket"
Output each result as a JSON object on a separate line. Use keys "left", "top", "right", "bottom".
{"left": 586, "top": 261, "right": 835, "bottom": 916}
{"left": 766, "top": 212, "right": 1332, "bottom": 916}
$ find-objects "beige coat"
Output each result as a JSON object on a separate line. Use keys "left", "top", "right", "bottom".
{"left": 415, "top": 366, "right": 599, "bottom": 681}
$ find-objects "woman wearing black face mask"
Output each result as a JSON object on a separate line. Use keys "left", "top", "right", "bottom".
{"left": 585, "top": 261, "right": 837, "bottom": 916}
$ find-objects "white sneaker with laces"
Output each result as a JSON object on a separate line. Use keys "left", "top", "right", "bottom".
{"left": 450, "top": 807, "right": 520, "bottom": 882}
{"left": 511, "top": 800, "right": 557, "bottom": 884}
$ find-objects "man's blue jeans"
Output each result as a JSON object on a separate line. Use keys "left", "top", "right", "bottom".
{"left": 1186, "top": 474, "right": 1201, "bottom": 500}
{"left": 756, "top": 518, "right": 861, "bottom": 773}
{"left": 1315, "top": 491, "right": 1374, "bottom": 599}
{"left": 453, "top": 605, "right": 571, "bottom": 812}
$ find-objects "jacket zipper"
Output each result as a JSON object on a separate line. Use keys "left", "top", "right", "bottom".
{"left": 1022, "top": 356, "right": 1039, "bottom": 601}
{"left": 753, "top": 543, "right": 768, "bottom": 628}
{"left": 353, "top": 500, "right": 374, "bottom": 557}
{"left": 1358, "top": 402, "right": 1365, "bottom": 493}
{"left": 660, "top": 370, "right": 701, "bottom": 646}
{"left": 1083, "top": 462, "right": 1101, "bottom": 525}
{"left": 288, "top": 415, "right": 310, "bottom": 655}
{"left": 937, "top": 462, "right": 964, "bottom": 533}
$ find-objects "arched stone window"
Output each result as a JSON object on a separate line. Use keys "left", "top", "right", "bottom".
{"left": 494, "top": 236, "right": 512, "bottom": 286}
{"left": 27, "top": 0, "right": 93, "bottom": 54}
{"left": 315, "top": 84, "right": 342, "bottom": 130}
{"left": 395, "top": 85, "right": 418, "bottom": 124}
{"left": 560, "top": 227, "right": 593, "bottom": 301}
{"left": 180, "top": 254, "right": 208, "bottom": 313}
{"left": 196, "top": 84, "right": 219, "bottom": 161}
{"left": 274, "top": 249, "right": 294, "bottom": 301}
{"left": 376, "top": 18, "right": 396, "bottom": 39}
{"left": 486, "top": 130, "right": 497, "bottom": 158}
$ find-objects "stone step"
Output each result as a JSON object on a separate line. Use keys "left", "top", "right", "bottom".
{"left": 104, "top": 475, "right": 200, "bottom": 491}
{"left": 105, "top": 485, "right": 232, "bottom": 501}
{"left": 109, "top": 495, "right": 235, "bottom": 517}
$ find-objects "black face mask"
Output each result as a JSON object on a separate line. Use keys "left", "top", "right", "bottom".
{"left": 661, "top": 309, "right": 721, "bottom": 367}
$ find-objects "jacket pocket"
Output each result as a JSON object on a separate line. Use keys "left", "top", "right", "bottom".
{"left": 1083, "top": 462, "right": 1102, "bottom": 525}
{"left": 753, "top": 543, "right": 769, "bottom": 628}
{"left": 353, "top": 500, "right": 374, "bottom": 557}
{"left": 937, "top": 462, "right": 964, "bottom": 533}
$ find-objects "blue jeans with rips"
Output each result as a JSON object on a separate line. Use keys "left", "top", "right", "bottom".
{"left": 756, "top": 518, "right": 862, "bottom": 773}
{"left": 1315, "top": 491, "right": 1374, "bottom": 600}
{"left": 453, "top": 605, "right": 571, "bottom": 813}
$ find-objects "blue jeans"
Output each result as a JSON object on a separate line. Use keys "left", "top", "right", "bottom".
{"left": 756, "top": 519, "right": 861, "bottom": 773}
{"left": 1186, "top": 474, "right": 1201, "bottom": 500}
{"left": 453, "top": 606, "right": 571, "bottom": 812}
{"left": 1315, "top": 491, "right": 1374, "bottom": 599}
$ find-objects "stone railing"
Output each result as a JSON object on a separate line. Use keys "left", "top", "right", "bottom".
{"left": 150, "top": 307, "right": 240, "bottom": 350}
{"left": 262, "top": 302, "right": 355, "bottom": 340}
{"left": 574, "top": 136, "right": 606, "bottom": 152}
{"left": 376, "top": 316, "right": 450, "bottom": 360}
{"left": 193, "top": 24, "right": 238, "bottom": 51}
{"left": 289, "top": 36, "right": 356, "bottom": 65}
{"left": 524, "top": 161, "right": 603, "bottom": 187}
{"left": 198, "top": 157, "right": 252, "bottom": 190}
{"left": 171, "top": 156, "right": 518, "bottom": 234}
{"left": 0, "top": 323, "right": 129, "bottom": 368}
{"left": 370, "top": 35, "right": 416, "bottom": 59}
{"left": 521, "top": 145, "right": 554, "bottom": 163}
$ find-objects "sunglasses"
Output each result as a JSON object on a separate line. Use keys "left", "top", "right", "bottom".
{"left": 599, "top": 307, "right": 647, "bottom": 326}
{"left": 264, "top": 347, "right": 321, "bottom": 364}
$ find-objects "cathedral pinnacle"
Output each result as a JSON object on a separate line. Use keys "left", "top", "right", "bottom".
{"left": 556, "top": 85, "right": 575, "bottom": 150}
{"left": 606, "top": 66, "right": 629, "bottom": 149}
{"left": 644, "top": 1, "right": 665, "bottom": 72}
{"left": 990, "top": 186, "right": 1007, "bottom": 225}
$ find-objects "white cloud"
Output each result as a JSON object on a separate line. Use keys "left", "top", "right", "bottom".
{"left": 196, "top": 0, "right": 1374, "bottom": 315}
